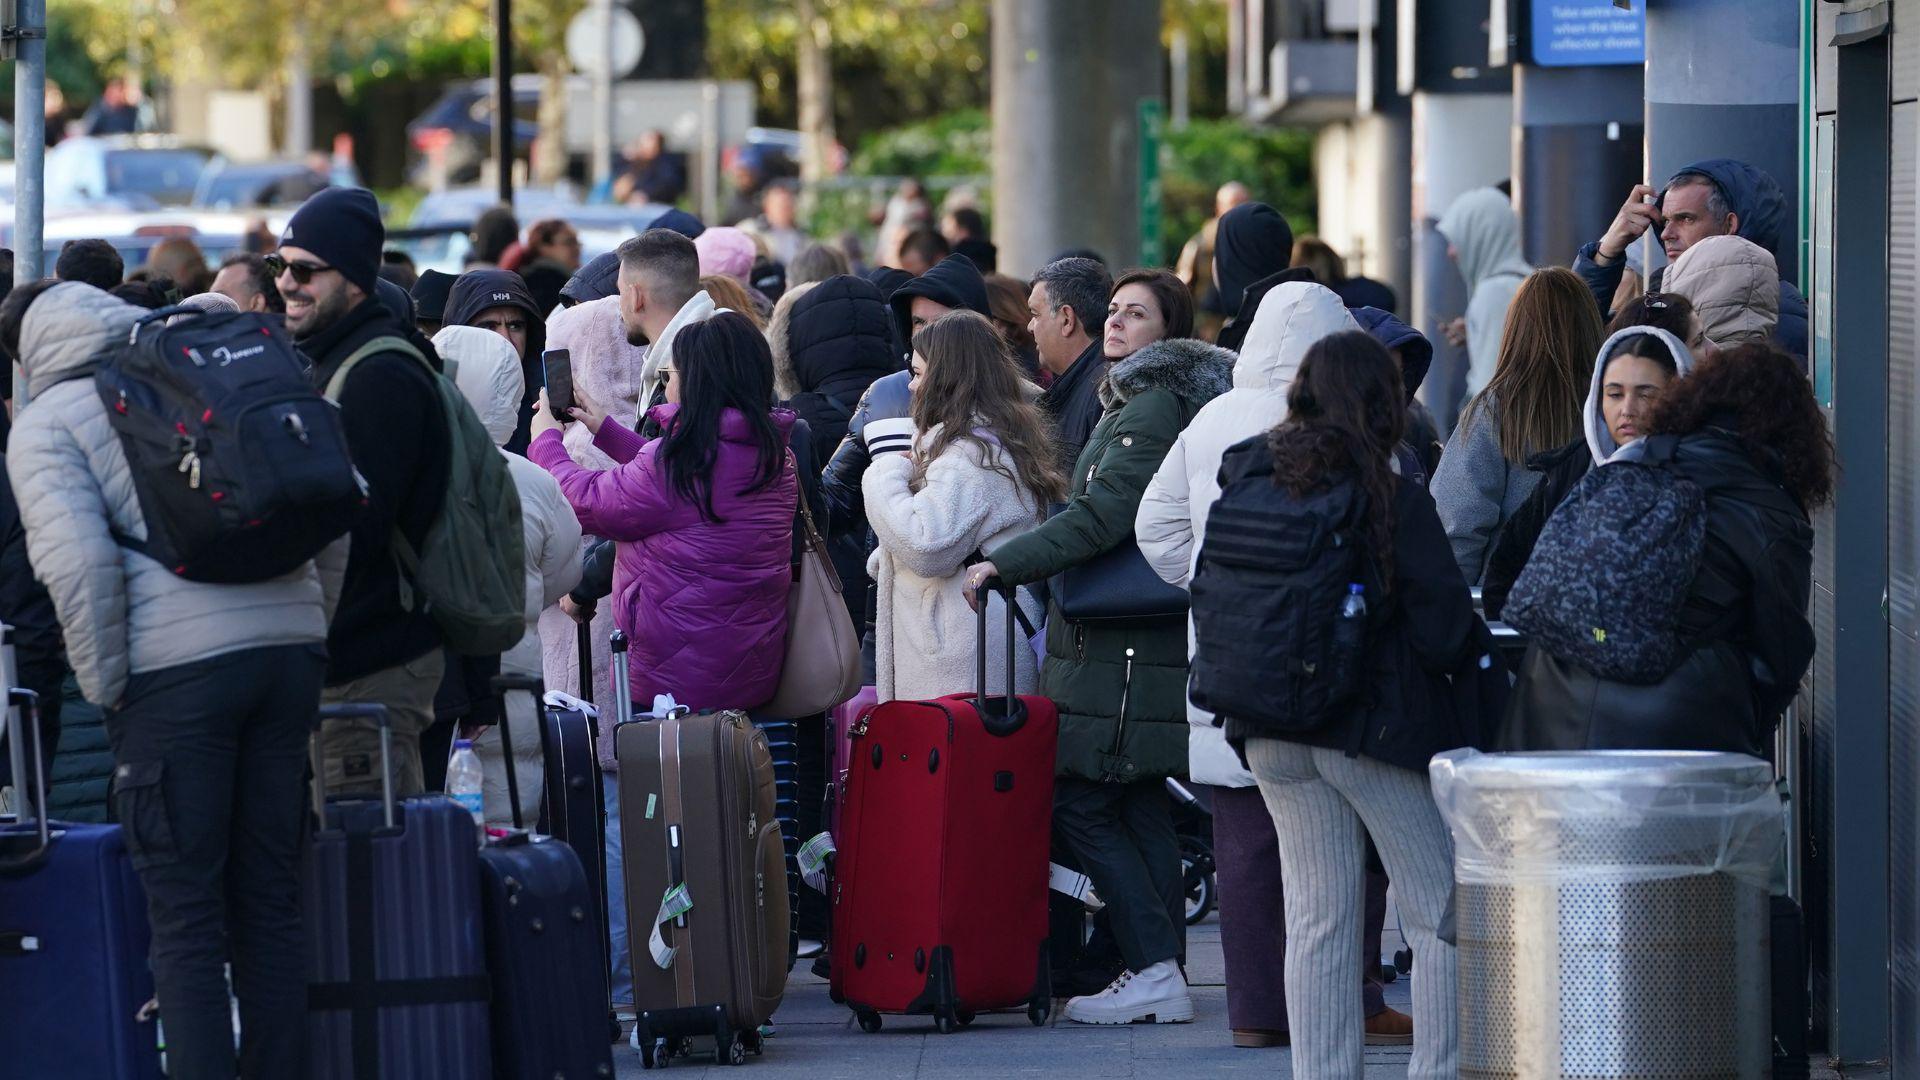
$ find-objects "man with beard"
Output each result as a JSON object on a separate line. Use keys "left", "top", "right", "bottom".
{"left": 275, "top": 187, "right": 452, "bottom": 796}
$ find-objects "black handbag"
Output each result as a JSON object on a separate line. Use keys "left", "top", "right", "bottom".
{"left": 1052, "top": 538, "right": 1190, "bottom": 624}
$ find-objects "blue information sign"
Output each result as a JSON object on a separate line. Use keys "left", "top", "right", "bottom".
{"left": 1531, "top": 1, "right": 1645, "bottom": 67}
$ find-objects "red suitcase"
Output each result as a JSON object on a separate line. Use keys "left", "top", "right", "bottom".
{"left": 829, "top": 586, "right": 1056, "bottom": 1033}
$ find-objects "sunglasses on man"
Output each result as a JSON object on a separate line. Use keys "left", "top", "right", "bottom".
{"left": 264, "top": 252, "right": 336, "bottom": 286}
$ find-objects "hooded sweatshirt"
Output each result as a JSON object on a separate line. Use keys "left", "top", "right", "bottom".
{"left": 7, "top": 283, "right": 336, "bottom": 708}
{"left": 1659, "top": 234, "right": 1780, "bottom": 349}
{"left": 1478, "top": 324, "right": 1700, "bottom": 619}
{"left": 887, "top": 254, "right": 991, "bottom": 363}
{"left": 1135, "top": 283, "right": 1359, "bottom": 787}
{"left": 445, "top": 268, "right": 546, "bottom": 453}
{"left": 436, "top": 326, "right": 583, "bottom": 821}
{"left": 1573, "top": 158, "right": 1807, "bottom": 358}
{"left": 1436, "top": 187, "right": 1532, "bottom": 398}
{"left": 1353, "top": 304, "right": 1444, "bottom": 481}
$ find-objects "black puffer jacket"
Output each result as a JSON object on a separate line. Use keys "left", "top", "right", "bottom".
{"left": 1502, "top": 425, "right": 1814, "bottom": 756}
{"left": 1480, "top": 438, "right": 1591, "bottom": 621}
{"left": 1205, "top": 440, "right": 1488, "bottom": 773}
{"left": 780, "top": 275, "right": 898, "bottom": 463}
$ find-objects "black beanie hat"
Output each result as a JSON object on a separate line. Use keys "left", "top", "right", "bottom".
{"left": 280, "top": 187, "right": 385, "bottom": 296}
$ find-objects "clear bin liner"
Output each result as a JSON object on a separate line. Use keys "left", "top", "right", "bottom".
{"left": 1430, "top": 748, "right": 1782, "bottom": 891}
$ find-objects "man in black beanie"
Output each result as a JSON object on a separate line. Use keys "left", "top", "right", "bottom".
{"left": 276, "top": 186, "right": 452, "bottom": 796}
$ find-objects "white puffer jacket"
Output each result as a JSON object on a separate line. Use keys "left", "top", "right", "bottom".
{"left": 863, "top": 427, "right": 1046, "bottom": 703}
{"left": 1135, "top": 282, "right": 1358, "bottom": 786}
{"left": 7, "top": 283, "right": 340, "bottom": 709}
{"left": 437, "top": 326, "right": 583, "bottom": 822}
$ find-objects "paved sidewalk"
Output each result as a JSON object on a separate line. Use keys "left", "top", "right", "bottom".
{"left": 613, "top": 917, "right": 1420, "bottom": 1077}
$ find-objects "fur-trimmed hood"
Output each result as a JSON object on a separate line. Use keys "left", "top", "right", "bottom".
{"left": 1097, "top": 337, "right": 1237, "bottom": 412}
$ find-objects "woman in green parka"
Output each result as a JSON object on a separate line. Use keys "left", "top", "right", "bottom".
{"left": 967, "top": 268, "right": 1235, "bottom": 1026}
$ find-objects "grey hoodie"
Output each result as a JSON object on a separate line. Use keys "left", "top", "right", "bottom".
{"left": 7, "top": 283, "right": 339, "bottom": 708}
{"left": 1437, "top": 187, "right": 1532, "bottom": 398}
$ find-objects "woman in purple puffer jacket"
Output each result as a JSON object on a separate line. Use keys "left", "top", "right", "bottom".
{"left": 530, "top": 310, "right": 798, "bottom": 713}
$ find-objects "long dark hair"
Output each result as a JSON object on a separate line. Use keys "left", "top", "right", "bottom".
{"left": 1648, "top": 343, "right": 1835, "bottom": 510}
{"left": 1268, "top": 331, "right": 1406, "bottom": 587}
{"left": 909, "top": 311, "right": 1066, "bottom": 507}
{"left": 658, "top": 312, "right": 786, "bottom": 521}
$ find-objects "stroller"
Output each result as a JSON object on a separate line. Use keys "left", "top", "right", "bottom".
{"left": 1166, "top": 778, "right": 1217, "bottom": 926}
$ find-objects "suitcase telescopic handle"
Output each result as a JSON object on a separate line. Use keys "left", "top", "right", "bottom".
{"left": 973, "top": 580, "right": 1030, "bottom": 737}
{"left": 489, "top": 674, "right": 547, "bottom": 832}
{"left": 313, "top": 703, "right": 394, "bottom": 829}
{"left": 0, "top": 688, "right": 51, "bottom": 872}
{"left": 609, "top": 630, "right": 634, "bottom": 729}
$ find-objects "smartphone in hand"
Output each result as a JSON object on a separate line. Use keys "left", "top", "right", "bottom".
{"left": 543, "top": 348, "right": 574, "bottom": 420}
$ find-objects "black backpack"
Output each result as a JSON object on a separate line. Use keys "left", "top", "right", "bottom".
{"left": 1188, "top": 460, "right": 1373, "bottom": 736}
{"left": 1503, "top": 438, "right": 1707, "bottom": 684}
{"left": 95, "top": 306, "right": 365, "bottom": 582}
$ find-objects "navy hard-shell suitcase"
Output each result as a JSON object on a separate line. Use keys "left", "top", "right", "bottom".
{"left": 483, "top": 674, "right": 615, "bottom": 1079}
{"left": 0, "top": 688, "right": 163, "bottom": 1079}
{"left": 304, "top": 703, "right": 491, "bottom": 1080}
{"left": 537, "top": 689, "right": 608, "bottom": 933}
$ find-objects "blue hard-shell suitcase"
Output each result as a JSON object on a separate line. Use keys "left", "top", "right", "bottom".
{"left": 304, "top": 702, "right": 491, "bottom": 1080}
{"left": 485, "top": 674, "right": 615, "bottom": 1079}
{"left": 0, "top": 686, "right": 161, "bottom": 1078}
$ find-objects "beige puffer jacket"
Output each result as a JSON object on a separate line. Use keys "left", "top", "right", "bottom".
{"left": 7, "top": 283, "right": 337, "bottom": 709}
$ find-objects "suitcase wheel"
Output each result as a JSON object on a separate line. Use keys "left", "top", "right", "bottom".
{"left": 1028, "top": 998, "right": 1051, "bottom": 1027}
{"left": 725, "top": 1033, "right": 747, "bottom": 1066}
{"left": 956, "top": 1010, "right": 977, "bottom": 1028}
{"left": 1394, "top": 946, "right": 1413, "bottom": 975}
{"left": 933, "top": 1010, "right": 958, "bottom": 1035}
{"left": 856, "top": 1008, "right": 883, "bottom": 1034}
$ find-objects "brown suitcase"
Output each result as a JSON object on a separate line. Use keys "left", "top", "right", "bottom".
{"left": 611, "top": 631, "right": 789, "bottom": 1069}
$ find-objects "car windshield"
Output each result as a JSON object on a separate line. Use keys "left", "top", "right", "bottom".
{"left": 105, "top": 149, "right": 211, "bottom": 204}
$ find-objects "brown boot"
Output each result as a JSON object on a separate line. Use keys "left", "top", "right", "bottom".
{"left": 1232, "top": 1028, "right": 1289, "bottom": 1048}
{"left": 1364, "top": 1005, "right": 1413, "bottom": 1045}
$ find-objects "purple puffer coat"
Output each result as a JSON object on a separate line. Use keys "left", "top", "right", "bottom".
{"left": 531, "top": 404, "right": 797, "bottom": 724}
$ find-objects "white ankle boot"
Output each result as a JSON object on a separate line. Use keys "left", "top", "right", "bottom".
{"left": 1062, "top": 960, "right": 1194, "bottom": 1025}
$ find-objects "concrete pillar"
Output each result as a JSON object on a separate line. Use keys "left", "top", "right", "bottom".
{"left": 1513, "top": 64, "right": 1644, "bottom": 268}
{"left": 1313, "top": 113, "right": 1414, "bottom": 307}
{"left": 992, "top": 0, "right": 1164, "bottom": 278}
{"left": 1645, "top": 0, "right": 1800, "bottom": 283}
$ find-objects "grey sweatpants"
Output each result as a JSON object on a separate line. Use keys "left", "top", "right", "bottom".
{"left": 1244, "top": 739, "right": 1457, "bottom": 1080}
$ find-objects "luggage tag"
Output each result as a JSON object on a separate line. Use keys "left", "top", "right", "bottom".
{"left": 798, "top": 831, "right": 836, "bottom": 893}
{"left": 542, "top": 690, "right": 598, "bottom": 719}
{"left": 1049, "top": 862, "right": 1104, "bottom": 911}
{"left": 649, "top": 882, "right": 694, "bottom": 968}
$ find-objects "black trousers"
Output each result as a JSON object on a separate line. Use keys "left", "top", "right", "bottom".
{"left": 105, "top": 643, "right": 327, "bottom": 1080}
{"left": 1052, "top": 776, "right": 1185, "bottom": 973}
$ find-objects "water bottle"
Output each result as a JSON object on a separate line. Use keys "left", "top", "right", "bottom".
{"left": 447, "top": 739, "right": 485, "bottom": 837}
{"left": 1331, "top": 583, "right": 1367, "bottom": 695}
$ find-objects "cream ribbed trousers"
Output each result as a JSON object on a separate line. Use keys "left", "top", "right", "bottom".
{"left": 1244, "top": 739, "right": 1458, "bottom": 1080}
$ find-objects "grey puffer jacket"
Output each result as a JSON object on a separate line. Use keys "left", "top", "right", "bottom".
{"left": 7, "top": 283, "right": 340, "bottom": 709}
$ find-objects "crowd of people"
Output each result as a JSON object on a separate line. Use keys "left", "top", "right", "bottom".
{"left": 0, "top": 154, "right": 1829, "bottom": 1079}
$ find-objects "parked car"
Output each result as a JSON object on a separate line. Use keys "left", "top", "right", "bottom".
{"left": 44, "top": 136, "right": 216, "bottom": 209}
{"left": 392, "top": 185, "right": 673, "bottom": 275}
{"left": 192, "top": 159, "right": 331, "bottom": 210}
{"left": 407, "top": 76, "right": 541, "bottom": 187}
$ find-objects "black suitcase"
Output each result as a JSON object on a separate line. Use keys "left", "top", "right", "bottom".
{"left": 482, "top": 674, "right": 616, "bottom": 1079}
{"left": 1772, "top": 894, "right": 1810, "bottom": 1080}
{"left": 304, "top": 703, "right": 490, "bottom": 1080}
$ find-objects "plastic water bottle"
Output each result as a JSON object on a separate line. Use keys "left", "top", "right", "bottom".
{"left": 1341, "top": 583, "right": 1368, "bottom": 623}
{"left": 447, "top": 739, "right": 485, "bottom": 837}
{"left": 1330, "top": 583, "right": 1368, "bottom": 692}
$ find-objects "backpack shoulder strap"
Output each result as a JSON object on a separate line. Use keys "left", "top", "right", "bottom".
{"left": 323, "top": 335, "right": 428, "bottom": 403}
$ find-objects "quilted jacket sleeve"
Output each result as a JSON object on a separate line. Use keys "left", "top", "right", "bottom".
{"left": 7, "top": 413, "right": 129, "bottom": 707}
{"left": 530, "top": 428, "right": 686, "bottom": 543}
{"left": 989, "top": 390, "right": 1179, "bottom": 588}
{"left": 531, "top": 470, "right": 585, "bottom": 609}
{"left": 1136, "top": 431, "right": 1197, "bottom": 588}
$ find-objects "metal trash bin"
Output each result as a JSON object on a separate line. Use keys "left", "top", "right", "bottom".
{"left": 1430, "top": 750, "right": 1781, "bottom": 1079}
